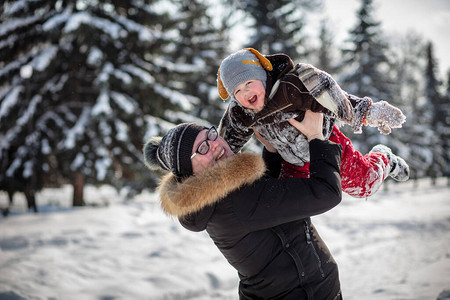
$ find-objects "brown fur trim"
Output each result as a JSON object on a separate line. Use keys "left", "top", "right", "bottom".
{"left": 158, "top": 153, "right": 266, "bottom": 217}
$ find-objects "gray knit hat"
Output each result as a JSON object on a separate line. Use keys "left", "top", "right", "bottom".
{"left": 143, "top": 123, "right": 204, "bottom": 180}
{"left": 217, "top": 48, "right": 272, "bottom": 100}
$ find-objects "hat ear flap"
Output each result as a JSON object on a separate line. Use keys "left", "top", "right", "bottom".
{"left": 217, "top": 69, "right": 229, "bottom": 100}
{"left": 244, "top": 48, "right": 273, "bottom": 71}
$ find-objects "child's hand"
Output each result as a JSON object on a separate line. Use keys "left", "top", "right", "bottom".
{"left": 288, "top": 110, "right": 324, "bottom": 141}
{"left": 254, "top": 130, "right": 277, "bottom": 153}
{"left": 365, "top": 100, "right": 406, "bottom": 135}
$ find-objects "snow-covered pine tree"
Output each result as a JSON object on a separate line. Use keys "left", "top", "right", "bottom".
{"left": 0, "top": 0, "right": 205, "bottom": 206}
{"left": 314, "top": 19, "right": 340, "bottom": 76}
{"left": 0, "top": 0, "right": 58, "bottom": 211}
{"left": 387, "top": 32, "right": 432, "bottom": 181}
{"left": 339, "top": 0, "right": 395, "bottom": 152}
{"left": 424, "top": 42, "right": 446, "bottom": 184}
{"left": 225, "top": 0, "right": 321, "bottom": 61}
{"left": 166, "top": 0, "right": 229, "bottom": 126}
{"left": 444, "top": 71, "right": 450, "bottom": 184}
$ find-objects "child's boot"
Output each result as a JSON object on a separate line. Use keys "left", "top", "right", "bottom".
{"left": 370, "top": 144, "right": 410, "bottom": 181}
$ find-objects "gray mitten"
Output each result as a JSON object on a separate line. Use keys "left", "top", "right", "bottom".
{"left": 365, "top": 101, "right": 406, "bottom": 135}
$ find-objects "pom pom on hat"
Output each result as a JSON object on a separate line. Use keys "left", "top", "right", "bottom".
{"left": 217, "top": 48, "right": 273, "bottom": 100}
{"left": 143, "top": 123, "right": 204, "bottom": 179}
{"left": 143, "top": 137, "right": 162, "bottom": 170}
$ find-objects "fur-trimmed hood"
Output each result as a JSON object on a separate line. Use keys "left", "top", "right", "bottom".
{"left": 158, "top": 152, "right": 266, "bottom": 218}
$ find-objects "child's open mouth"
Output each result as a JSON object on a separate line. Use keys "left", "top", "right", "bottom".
{"left": 248, "top": 95, "right": 257, "bottom": 105}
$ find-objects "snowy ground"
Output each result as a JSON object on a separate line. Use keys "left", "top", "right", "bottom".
{"left": 0, "top": 178, "right": 449, "bottom": 300}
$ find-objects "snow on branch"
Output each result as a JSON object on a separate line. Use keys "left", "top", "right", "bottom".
{"left": 42, "top": 6, "right": 72, "bottom": 31}
{"left": 0, "top": 14, "right": 43, "bottom": 37}
{"left": 143, "top": 116, "right": 175, "bottom": 141}
{"left": 153, "top": 56, "right": 204, "bottom": 73}
{"left": 121, "top": 64, "right": 155, "bottom": 85}
{"left": 64, "top": 12, "right": 125, "bottom": 39}
{"left": 110, "top": 91, "right": 138, "bottom": 115}
{"left": 0, "top": 95, "right": 42, "bottom": 155}
{"left": 29, "top": 46, "right": 59, "bottom": 72}
{"left": 153, "top": 83, "right": 194, "bottom": 111}
{"left": 61, "top": 107, "right": 91, "bottom": 150}
{"left": 92, "top": 90, "right": 113, "bottom": 116}
{"left": 0, "top": 86, "right": 23, "bottom": 122}
{"left": 104, "top": 10, "right": 156, "bottom": 42}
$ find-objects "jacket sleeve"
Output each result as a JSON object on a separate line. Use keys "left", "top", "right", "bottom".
{"left": 218, "top": 102, "right": 254, "bottom": 153}
{"left": 262, "top": 147, "right": 283, "bottom": 178}
{"left": 233, "top": 139, "right": 342, "bottom": 232}
{"left": 346, "top": 94, "right": 373, "bottom": 133}
{"left": 291, "top": 63, "right": 354, "bottom": 124}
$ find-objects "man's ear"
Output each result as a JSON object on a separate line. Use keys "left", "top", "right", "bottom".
{"left": 244, "top": 48, "right": 273, "bottom": 71}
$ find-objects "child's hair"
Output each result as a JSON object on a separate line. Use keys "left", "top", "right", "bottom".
{"left": 217, "top": 48, "right": 273, "bottom": 100}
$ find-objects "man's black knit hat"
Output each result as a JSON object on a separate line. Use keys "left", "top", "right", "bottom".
{"left": 143, "top": 123, "right": 204, "bottom": 179}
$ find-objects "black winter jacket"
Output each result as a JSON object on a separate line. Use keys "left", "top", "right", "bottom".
{"left": 157, "top": 140, "right": 343, "bottom": 299}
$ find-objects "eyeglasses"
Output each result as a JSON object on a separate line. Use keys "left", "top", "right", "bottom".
{"left": 191, "top": 126, "right": 218, "bottom": 159}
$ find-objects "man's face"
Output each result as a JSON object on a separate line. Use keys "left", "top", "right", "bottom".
{"left": 191, "top": 127, "right": 234, "bottom": 175}
{"left": 233, "top": 79, "right": 266, "bottom": 112}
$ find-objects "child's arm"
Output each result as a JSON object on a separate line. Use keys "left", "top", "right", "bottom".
{"left": 295, "top": 64, "right": 406, "bottom": 135}
{"left": 218, "top": 102, "right": 254, "bottom": 153}
{"left": 294, "top": 63, "right": 354, "bottom": 124}
{"left": 347, "top": 94, "right": 406, "bottom": 135}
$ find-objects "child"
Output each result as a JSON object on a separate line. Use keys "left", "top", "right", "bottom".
{"left": 217, "top": 48, "right": 409, "bottom": 198}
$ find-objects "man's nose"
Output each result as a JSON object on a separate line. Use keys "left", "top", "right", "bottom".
{"left": 209, "top": 139, "right": 220, "bottom": 152}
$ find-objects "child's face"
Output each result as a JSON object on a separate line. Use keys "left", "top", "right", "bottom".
{"left": 233, "top": 79, "right": 266, "bottom": 112}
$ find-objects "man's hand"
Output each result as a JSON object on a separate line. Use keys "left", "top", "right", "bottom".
{"left": 288, "top": 110, "right": 324, "bottom": 142}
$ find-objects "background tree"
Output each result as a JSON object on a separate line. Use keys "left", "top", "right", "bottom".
{"left": 168, "top": 0, "right": 229, "bottom": 126}
{"left": 424, "top": 42, "right": 446, "bottom": 184}
{"left": 0, "top": 0, "right": 225, "bottom": 206}
{"left": 443, "top": 70, "right": 450, "bottom": 184}
{"left": 339, "top": 0, "right": 396, "bottom": 153}
{"left": 314, "top": 19, "right": 340, "bottom": 75}
{"left": 387, "top": 33, "right": 432, "bottom": 182}
{"left": 225, "top": 0, "right": 322, "bottom": 60}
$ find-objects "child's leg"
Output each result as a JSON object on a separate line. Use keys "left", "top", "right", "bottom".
{"left": 280, "top": 161, "right": 310, "bottom": 179}
{"left": 329, "top": 125, "right": 390, "bottom": 198}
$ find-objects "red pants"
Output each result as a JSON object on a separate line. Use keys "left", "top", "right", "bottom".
{"left": 280, "top": 125, "right": 390, "bottom": 198}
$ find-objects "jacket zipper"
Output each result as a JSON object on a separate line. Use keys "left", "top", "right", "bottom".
{"left": 304, "top": 221, "right": 325, "bottom": 278}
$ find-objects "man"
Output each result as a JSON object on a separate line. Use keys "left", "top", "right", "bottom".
{"left": 143, "top": 111, "right": 343, "bottom": 299}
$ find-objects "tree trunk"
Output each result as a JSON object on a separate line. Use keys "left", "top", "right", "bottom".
{"left": 72, "top": 172, "right": 85, "bottom": 207}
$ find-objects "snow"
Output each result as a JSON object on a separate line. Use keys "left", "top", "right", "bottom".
{"left": 0, "top": 94, "right": 42, "bottom": 158}
{"left": 121, "top": 64, "right": 155, "bottom": 85}
{"left": 111, "top": 11, "right": 154, "bottom": 42}
{"left": 19, "top": 65, "right": 32, "bottom": 79}
{"left": 64, "top": 12, "right": 124, "bottom": 40}
{"left": 42, "top": 6, "right": 71, "bottom": 32}
{"left": 62, "top": 107, "right": 90, "bottom": 150}
{"left": 92, "top": 90, "right": 112, "bottom": 116}
{"left": 0, "top": 86, "right": 22, "bottom": 122}
{"left": 0, "top": 178, "right": 449, "bottom": 300}
{"left": 153, "top": 83, "right": 194, "bottom": 111}
{"left": 94, "top": 149, "right": 110, "bottom": 181}
{"left": 0, "top": 14, "right": 42, "bottom": 36}
{"left": 87, "top": 47, "right": 103, "bottom": 67}
{"left": 110, "top": 92, "right": 136, "bottom": 115}
{"left": 114, "top": 119, "right": 128, "bottom": 142}
{"left": 70, "top": 153, "right": 85, "bottom": 171}
{"left": 30, "top": 46, "right": 58, "bottom": 72}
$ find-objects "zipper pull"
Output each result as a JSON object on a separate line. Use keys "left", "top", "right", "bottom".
{"left": 304, "top": 222, "right": 311, "bottom": 244}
